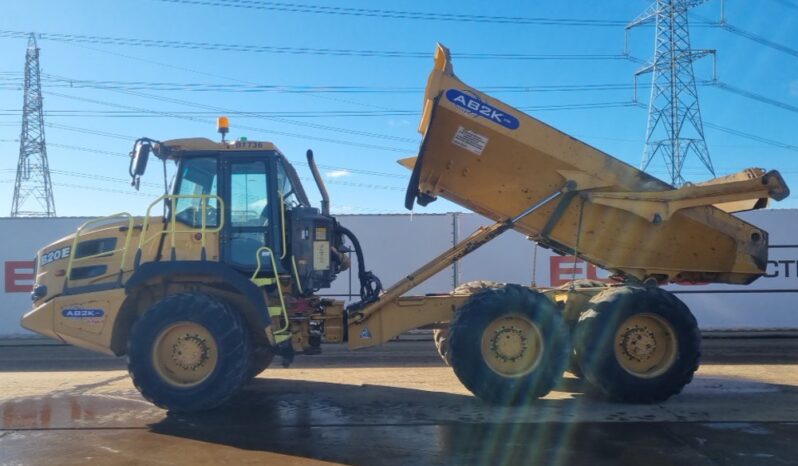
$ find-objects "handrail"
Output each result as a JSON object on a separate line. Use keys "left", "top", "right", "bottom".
{"left": 251, "top": 246, "right": 290, "bottom": 334}
{"left": 137, "top": 194, "right": 225, "bottom": 265}
{"left": 278, "top": 191, "right": 287, "bottom": 259}
{"left": 278, "top": 192, "right": 303, "bottom": 293}
{"left": 65, "top": 213, "right": 135, "bottom": 286}
{"left": 65, "top": 194, "right": 227, "bottom": 286}
{"left": 291, "top": 256, "right": 303, "bottom": 295}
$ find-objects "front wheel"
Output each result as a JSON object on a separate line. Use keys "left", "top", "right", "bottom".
{"left": 247, "top": 345, "right": 276, "bottom": 381}
{"left": 127, "top": 293, "right": 251, "bottom": 412}
{"left": 573, "top": 286, "right": 700, "bottom": 403}
{"left": 448, "top": 284, "right": 570, "bottom": 405}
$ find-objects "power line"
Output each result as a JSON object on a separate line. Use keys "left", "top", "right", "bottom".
{"left": 48, "top": 142, "right": 129, "bottom": 158}
{"left": 710, "top": 81, "right": 798, "bottom": 115}
{"left": 29, "top": 94, "right": 798, "bottom": 156}
{"left": 83, "top": 42, "right": 417, "bottom": 113}
{"left": 720, "top": 22, "right": 798, "bottom": 59}
{"left": 29, "top": 124, "right": 412, "bottom": 181}
{"left": 3, "top": 165, "right": 407, "bottom": 193}
{"left": 155, "top": 0, "right": 630, "bottom": 26}
{"left": 6, "top": 46, "right": 791, "bottom": 176}
{"left": 0, "top": 29, "right": 633, "bottom": 61}
{"left": 5, "top": 75, "right": 797, "bottom": 119}
{"left": 0, "top": 171, "right": 158, "bottom": 197}
{"left": 703, "top": 122, "right": 798, "bottom": 152}
{"left": 44, "top": 138, "right": 410, "bottom": 180}
{"left": 42, "top": 43, "right": 643, "bottom": 116}
{"left": 44, "top": 89, "right": 420, "bottom": 150}
{"left": 50, "top": 168, "right": 162, "bottom": 188}
{"left": 298, "top": 176, "right": 403, "bottom": 192}
{"left": 45, "top": 122, "right": 138, "bottom": 140}
{"left": 0, "top": 100, "right": 639, "bottom": 118}
{"left": 59, "top": 42, "right": 396, "bottom": 111}
{"left": 24, "top": 75, "right": 643, "bottom": 94}
{"left": 1, "top": 109, "right": 421, "bottom": 118}
{"left": 692, "top": 13, "right": 798, "bottom": 60}
{"left": 628, "top": 101, "right": 797, "bottom": 153}
{"left": 51, "top": 180, "right": 158, "bottom": 197}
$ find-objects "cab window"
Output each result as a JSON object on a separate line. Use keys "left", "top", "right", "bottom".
{"left": 228, "top": 160, "right": 270, "bottom": 268}
{"left": 230, "top": 161, "right": 269, "bottom": 226}
{"left": 174, "top": 157, "right": 218, "bottom": 227}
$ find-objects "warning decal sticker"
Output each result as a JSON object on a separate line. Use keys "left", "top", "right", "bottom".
{"left": 452, "top": 126, "right": 489, "bottom": 155}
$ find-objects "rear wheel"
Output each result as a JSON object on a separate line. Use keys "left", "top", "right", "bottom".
{"left": 433, "top": 328, "right": 451, "bottom": 366}
{"left": 448, "top": 284, "right": 570, "bottom": 404}
{"left": 434, "top": 281, "right": 505, "bottom": 366}
{"left": 127, "top": 293, "right": 251, "bottom": 412}
{"left": 574, "top": 286, "right": 700, "bottom": 403}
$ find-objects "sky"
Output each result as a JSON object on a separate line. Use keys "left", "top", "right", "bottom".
{"left": 0, "top": 0, "right": 796, "bottom": 217}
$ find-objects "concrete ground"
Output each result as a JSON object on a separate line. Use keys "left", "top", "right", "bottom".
{"left": 1, "top": 338, "right": 798, "bottom": 465}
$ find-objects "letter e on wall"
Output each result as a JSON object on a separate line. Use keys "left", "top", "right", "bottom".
{"left": 4, "top": 261, "right": 35, "bottom": 293}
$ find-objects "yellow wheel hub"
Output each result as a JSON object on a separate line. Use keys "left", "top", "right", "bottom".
{"left": 614, "top": 313, "right": 677, "bottom": 379}
{"left": 153, "top": 322, "right": 218, "bottom": 387}
{"left": 481, "top": 315, "right": 543, "bottom": 378}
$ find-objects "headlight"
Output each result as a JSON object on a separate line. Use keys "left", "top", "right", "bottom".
{"left": 31, "top": 284, "right": 47, "bottom": 301}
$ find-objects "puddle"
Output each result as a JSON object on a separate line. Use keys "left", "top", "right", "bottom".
{"left": 1, "top": 394, "right": 163, "bottom": 429}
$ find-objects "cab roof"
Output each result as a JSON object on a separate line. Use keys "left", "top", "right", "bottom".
{"left": 156, "top": 138, "right": 282, "bottom": 158}
{"left": 156, "top": 137, "right": 311, "bottom": 206}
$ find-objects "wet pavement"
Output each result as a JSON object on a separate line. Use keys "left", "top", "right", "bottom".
{"left": 1, "top": 339, "right": 798, "bottom": 465}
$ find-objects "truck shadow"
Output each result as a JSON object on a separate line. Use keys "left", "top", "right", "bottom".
{"left": 144, "top": 375, "right": 798, "bottom": 465}
{"left": 2, "top": 374, "right": 796, "bottom": 464}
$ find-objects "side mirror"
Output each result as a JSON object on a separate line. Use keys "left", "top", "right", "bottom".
{"left": 129, "top": 140, "right": 151, "bottom": 190}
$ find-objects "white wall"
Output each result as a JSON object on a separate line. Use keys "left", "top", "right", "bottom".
{"left": 0, "top": 217, "right": 91, "bottom": 337}
{"left": 1, "top": 210, "right": 797, "bottom": 337}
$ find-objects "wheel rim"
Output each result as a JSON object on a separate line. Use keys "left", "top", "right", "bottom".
{"left": 614, "top": 313, "right": 678, "bottom": 379}
{"left": 152, "top": 321, "right": 219, "bottom": 387}
{"left": 480, "top": 314, "right": 544, "bottom": 378}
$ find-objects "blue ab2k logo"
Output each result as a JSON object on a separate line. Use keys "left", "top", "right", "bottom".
{"left": 445, "top": 89, "right": 520, "bottom": 130}
{"left": 62, "top": 308, "right": 105, "bottom": 319}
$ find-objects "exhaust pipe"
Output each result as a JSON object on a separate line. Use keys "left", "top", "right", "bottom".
{"left": 306, "top": 149, "right": 330, "bottom": 216}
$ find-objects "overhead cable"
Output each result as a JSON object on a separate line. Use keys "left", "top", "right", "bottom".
{"left": 155, "top": 0, "right": 630, "bottom": 26}
{"left": 0, "top": 29, "right": 634, "bottom": 61}
{"left": 44, "top": 89, "right": 419, "bottom": 149}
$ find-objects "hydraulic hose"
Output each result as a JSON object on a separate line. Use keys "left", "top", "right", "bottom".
{"left": 336, "top": 225, "right": 383, "bottom": 306}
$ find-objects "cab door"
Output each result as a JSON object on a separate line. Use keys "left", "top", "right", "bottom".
{"left": 221, "top": 157, "right": 278, "bottom": 272}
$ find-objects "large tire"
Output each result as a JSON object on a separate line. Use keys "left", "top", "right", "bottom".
{"left": 247, "top": 345, "right": 275, "bottom": 380}
{"left": 434, "top": 281, "right": 505, "bottom": 366}
{"left": 448, "top": 284, "right": 571, "bottom": 405}
{"left": 127, "top": 293, "right": 251, "bottom": 412}
{"left": 451, "top": 280, "right": 504, "bottom": 295}
{"left": 573, "top": 286, "right": 700, "bottom": 403}
{"left": 432, "top": 280, "right": 504, "bottom": 366}
{"left": 567, "top": 352, "right": 583, "bottom": 378}
{"left": 433, "top": 328, "right": 451, "bottom": 366}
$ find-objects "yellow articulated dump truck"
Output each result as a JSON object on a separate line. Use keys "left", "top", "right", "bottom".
{"left": 22, "top": 45, "right": 789, "bottom": 411}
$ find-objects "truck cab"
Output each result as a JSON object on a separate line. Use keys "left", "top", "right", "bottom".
{"left": 157, "top": 137, "right": 342, "bottom": 290}
{"left": 23, "top": 136, "right": 356, "bottom": 367}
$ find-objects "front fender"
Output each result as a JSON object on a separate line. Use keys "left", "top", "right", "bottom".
{"left": 125, "top": 261, "right": 269, "bottom": 329}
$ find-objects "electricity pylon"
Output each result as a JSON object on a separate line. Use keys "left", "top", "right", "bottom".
{"left": 627, "top": 0, "right": 716, "bottom": 186}
{"left": 11, "top": 33, "right": 55, "bottom": 217}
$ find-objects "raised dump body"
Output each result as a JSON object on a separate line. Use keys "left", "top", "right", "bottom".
{"left": 403, "top": 45, "right": 788, "bottom": 286}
